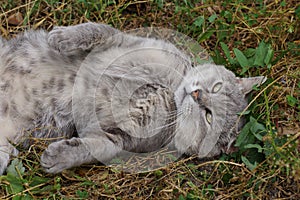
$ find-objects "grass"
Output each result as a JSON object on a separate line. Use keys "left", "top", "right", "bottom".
{"left": 0, "top": 0, "right": 299, "bottom": 199}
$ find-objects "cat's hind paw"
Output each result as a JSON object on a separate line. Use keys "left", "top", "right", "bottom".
{"left": 41, "top": 138, "right": 87, "bottom": 173}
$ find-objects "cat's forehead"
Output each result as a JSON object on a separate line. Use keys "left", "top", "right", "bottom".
{"left": 188, "top": 64, "right": 235, "bottom": 82}
{"left": 185, "top": 64, "right": 235, "bottom": 87}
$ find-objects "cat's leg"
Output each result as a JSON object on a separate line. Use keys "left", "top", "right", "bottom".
{"left": 48, "top": 22, "right": 120, "bottom": 55}
{"left": 0, "top": 36, "right": 4, "bottom": 47}
{"left": 0, "top": 118, "right": 19, "bottom": 175}
{"left": 0, "top": 36, "right": 6, "bottom": 55}
{"left": 0, "top": 143, "right": 18, "bottom": 175}
{"left": 40, "top": 136, "right": 122, "bottom": 173}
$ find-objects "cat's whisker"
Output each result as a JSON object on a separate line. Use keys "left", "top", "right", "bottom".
{"left": 148, "top": 120, "right": 177, "bottom": 132}
{"left": 162, "top": 115, "right": 189, "bottom": 145}
{"left": 148, "top": 111, "right": 185, "bottom": 133}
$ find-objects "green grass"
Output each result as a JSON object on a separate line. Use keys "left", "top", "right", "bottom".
{"left": 0, "top": 0, "right": 299, "bottom": 199}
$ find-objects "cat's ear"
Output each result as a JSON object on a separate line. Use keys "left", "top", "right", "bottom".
{"left": 236, "top": 76, "right": 267, "bottom": 95}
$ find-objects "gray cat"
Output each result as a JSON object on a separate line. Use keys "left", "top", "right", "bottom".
{"left": 0, "top": 23, "right": 265, "bottom": 174}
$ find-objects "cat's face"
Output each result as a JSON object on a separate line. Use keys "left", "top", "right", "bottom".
{"left": 174, "top": 64, "right": 265, "bottom": 158}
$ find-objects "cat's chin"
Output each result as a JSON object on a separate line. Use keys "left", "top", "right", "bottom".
{"left": 173, "top": 125, "right": 199, "bottom": 155}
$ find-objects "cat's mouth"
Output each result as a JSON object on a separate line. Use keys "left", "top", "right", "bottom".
{"left": 176, "top": 90, "right": 213, "bottom": 126}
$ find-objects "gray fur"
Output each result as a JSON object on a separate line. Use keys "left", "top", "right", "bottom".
{"left": 0, "top": 23, "right": 265, "bottom": 174}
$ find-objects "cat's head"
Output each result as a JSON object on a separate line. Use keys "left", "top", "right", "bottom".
{"left": 174, "top": 64, "right": 266, "bottom": 158}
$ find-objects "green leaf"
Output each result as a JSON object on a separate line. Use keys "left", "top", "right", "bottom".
{"left": 208, "top": 14, "right": 217, "bottom": 23}
{"left": 212, "top": 49, "right": 226, "bottom": 65}
{"left": 29, "top": 176, "right": 50, "bottom": 187}
{"left": 155, "top": 0, "right": 164, "bottom": 9}
{"left": 223, "top": 10, "right": 232, "bottom": 22}
{"left": 6, "top": 159, "right": 25, "bottom": 177}
{"left": 264, "top": 47, "right": 274, "bottom": 65}
{"left": 244, "top": 144, "right": 263, "bottom": 153}
{"left": 251, "top": 128, "right": 265, "bottom": 139}
{"left": 187, "top": 181, "right": 196, "bottom": 188}
{"left": 235, "top": 117, "right": 263, "bottom": 148}
{"left": 31, "top": 185, "right": 54, "bottom": 194}
{"left": 253, "top": 41, "right": 267, "bottom": 67}
{"left": 233, "top": 48, "right": 250, "bottom": 74}
{"left": 178, "top": 194, "right": 186, "bottom": 200}
{"left": 237, "top": 110, "right": 251, "bottom": 115}
{"left": 76, "top": 190, "right": 89, "bottom": 199}
{"left": 235, "top": 121, "right": 251, "bottom": 147}
{"left": 250, "top": 119, "right": 266, "bottom": 141}
{"left": 247, "top": 56, "right": 255, "bottom": 68}
{"left": 243, "top": 48, "right": 256, "bottom": 58}
{"left": 193, "top": 16, "right": 205, "bottom": 28}
{"left": 280, "top": 1, "right": 286, "bottom": 6}
{"left": 241, "top": 156, "right": 257, "bottom": 170}
{"left": 154, "top": 170, "right": 163, "bottom": 177}
{"left": 14, "top": 194, "right": 32, "bottom": 200}
{"left": 296, "top": 5, "right": 300, "bottom": 18}
{"left": 220, "top": 42, "right": 234, "bottom": 64}
{"left": 6, "top": 174, "right": 24, "bottom": 194}
{"left": 198, "top": 30, "right": 214, "bottom": 42}
{"left": 286, "top": 95, "right": 297, "bottom": 107}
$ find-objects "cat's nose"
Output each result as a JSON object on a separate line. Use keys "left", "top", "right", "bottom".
{"left": 191, "top": 89, "right": 202, "bottom": 101}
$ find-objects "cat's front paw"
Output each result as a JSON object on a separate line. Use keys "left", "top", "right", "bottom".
{"left": 48, "top": 26, "right": 80, "bottom": 53}
{"left": 41, "top": 138, "right": 85, "bottom": 173}
{"left": 48, "top": 23, "right": 101, "bottom": 54}
{"left": 48, "top": 23, "right": 119, "bottom": 55}
{"left": 0, "top": 154, "right": 9, "bottom": 175}
{"left": 0, "top": 146, "right": 18, "bottom": 175}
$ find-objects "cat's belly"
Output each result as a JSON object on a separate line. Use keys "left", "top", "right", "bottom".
{"left": 101, "top": 83, "right": 177, "bottom": 153}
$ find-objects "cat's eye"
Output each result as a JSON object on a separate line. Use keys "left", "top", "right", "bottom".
{"left": 205, "top": 109, "right": 212, "bottom": 124}
{"left": 212, "top": 82, "right": 222, "bottom": 93}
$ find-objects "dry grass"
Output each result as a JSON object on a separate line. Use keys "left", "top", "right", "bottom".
{"left": 0, "top": 0, "right": 299, "bottom": 199}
